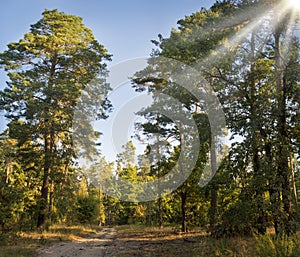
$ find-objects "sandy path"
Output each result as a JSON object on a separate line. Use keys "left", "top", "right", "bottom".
{"left": 34, "top": 228, "right": 117, "bottom": 257}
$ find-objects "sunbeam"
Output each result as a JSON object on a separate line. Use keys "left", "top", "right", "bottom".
{"left": 194, "top": 0, "right": 300, "bottom": 72}
{"left": 286, "top": 0, "right": 300, "bottom": 10}
{"left": 195, "top": 3, "right": 281, "bottom": 70}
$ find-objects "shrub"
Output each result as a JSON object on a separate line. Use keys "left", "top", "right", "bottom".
{"left": 255, "top": 234, "right": 300, "bottom": 257}
{"left": 76, "top": 196, "right": 99, "bottom": 224}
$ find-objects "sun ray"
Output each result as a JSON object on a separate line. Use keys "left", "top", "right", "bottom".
{"left": 286, "top": 0, "right": 300, "bottom": 10}
{"left": 191, "top": 0, "right": 300, "bottom": 86}
{"left": 277, "top": 0, "right": 300, "bottom": 58}
{"left": 196, "top": 3, "right": 284, "bottom": 69}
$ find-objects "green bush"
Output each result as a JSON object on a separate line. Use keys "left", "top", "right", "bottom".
{"left": 76, "top": 196, "right": 99, "bottom": 224}
{"left": 211, "top": 202, "right": 255, "bottom": 238}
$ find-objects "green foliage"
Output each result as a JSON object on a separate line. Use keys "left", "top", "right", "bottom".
{"left": 0, "top": 9, "right": 111, "bottom": 229}
{"left": 0, "top": 134, "right": 37, "bottom": 233}
{"left": 76, "top": 196, "right": 99, "bottom": 224}
{"left": 255, "top": 234, "right": 300, "bottom": 257}
{"left": 75, "top": 177, "right": 100, "bottom": 225}
{"left": 212, "top": 201, "right": 255, "bottom": 237}
{"left": 144, "top": 0, "right": 300, "bottom": 236}
{"left": 0, "top": 0, "right": 299, "bottom": 245}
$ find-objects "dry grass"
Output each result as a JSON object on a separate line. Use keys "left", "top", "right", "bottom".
{"left": 0, "top": 224, "right": 102, "bottom": 257}
{"left": 1, "top": 225, "right": 299, "bottom": 257}
{"left": 112, "top": 225, "right": 257, "bottom": 257}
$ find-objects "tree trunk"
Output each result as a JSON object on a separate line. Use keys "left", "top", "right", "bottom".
{"left": 249, "top": 31, "right": 266, "bottom": 235}
{"left": 156, "top": 113, "right": 163, "bottom": 229}
{"left": 274, "top": 27, "right": 292, "bottom": 235}
{"left": 264, "top": 141, "right": 280, "bottom": 235}
{"left": 181, "top": 191, "right": 187, "bottom": 233}
{"left": 177, "top": 123, "right": 188, "bottom": 233}
{"left": 210, "top": 188, "right": 217, "bottom": 230}
{"left": 37, "top": 55, "right": 57, "bottom": 228}
{"left": 5, "top": 158, "right": 12, "bottom": 184}
{"left": 37, "top": 133, "right": 51, "bottom": 228}
{"left": 48, "top": 180, "right": 54, "bottom": 222}
{"left": 291, "top": 157, "right": 298, "bottom": 206}
{"left": 158, "top": 197, "right": 163, "bottom": 228}
{"left": 209, "top": 135, "right": 218, "bottom": 230}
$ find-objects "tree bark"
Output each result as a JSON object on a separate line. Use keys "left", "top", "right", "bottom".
{"left": 48, "top": 180, "right": 54, "bottom": 222}
{"left": 158, "top": 197, "right": 163, "bottom": 228}
{"left": 37, "top": 55, "right": 56, "bottom": 228}
{"left": 209, "top": 136, "right": 218, "bottom": 230}
{"left": 249, "top": 31, "right": 266, "bottom": 235}
{"left": 37, "top": 133, "right": 51, "bottom": 228}
{"left": 291, "top": 156, "right": 298, "bottom": 206}
{"left": 181, "top": 191, "right": 187, "bottom": 233}
{"left": 274, "top": 26, "right": 293, "bottom": 235}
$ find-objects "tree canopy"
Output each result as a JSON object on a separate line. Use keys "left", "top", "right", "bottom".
{"left": 0, "top": 9, "right": 111, "bottom": 228}
{"left": 0, "top": 1, "right": 299, "bottom": 241}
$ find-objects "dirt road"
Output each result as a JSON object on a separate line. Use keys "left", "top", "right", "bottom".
{"left": 34, "top": 228, "right": 117, "bottom": 257}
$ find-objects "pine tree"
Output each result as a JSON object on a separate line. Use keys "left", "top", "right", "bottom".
{"left": 0, "top": 9, "right": 111, "bottom": 227}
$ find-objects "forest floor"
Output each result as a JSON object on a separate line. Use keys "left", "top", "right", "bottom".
{"left": 32, "top": 225, "right": 257, "bottom": 257}
{"left": 2, "top": 225, "right": 300, "bottom": 257}
{"left": 34, "top": 227, "right": 117, "bottom": 257}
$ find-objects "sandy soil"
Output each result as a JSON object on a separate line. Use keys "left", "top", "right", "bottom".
{"left": 34, "top": 228, "right": 117, "bottom": 257}
{"left": 34, "top": 227, "right": 211, "bottom": 257}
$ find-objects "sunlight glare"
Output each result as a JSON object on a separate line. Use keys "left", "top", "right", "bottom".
{"left": 286, "top": 0, "right": 300, "bottom": 10}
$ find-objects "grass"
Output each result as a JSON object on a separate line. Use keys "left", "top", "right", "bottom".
{"left": 255, "top": 233, "right": 300, "bottom": 257}
{"left": 112, "top": 225, "right": 257, "bottom": 257}
{"left": 0, "top": 246, "right": 36, "bottom": 257}
{"left": 112, "top": 225, "right": 300, "bottom": 257}
{"left": 0, "top": 224, "right": 102, "bottom": 257}
{"left": 1, "top": 224, "right": 300, "bottom": 257}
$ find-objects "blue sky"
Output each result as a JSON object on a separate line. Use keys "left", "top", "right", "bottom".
{"left": 0, "top": 0, "right": 216, "bottom": 162}
{"left": 0, "top": 0, "right": 215, "bottom": 62}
